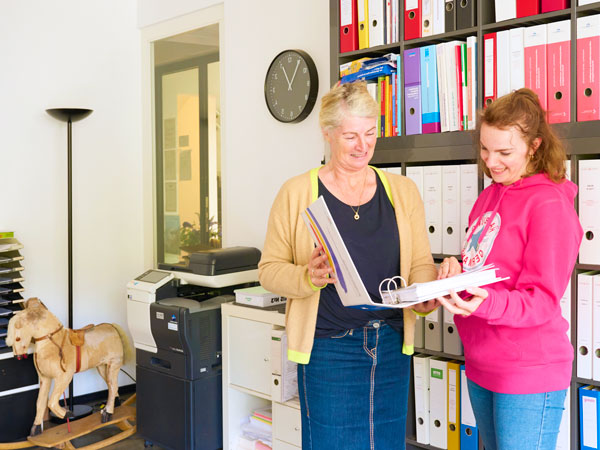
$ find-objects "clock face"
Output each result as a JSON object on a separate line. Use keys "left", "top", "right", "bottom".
{"left": 264, "top": 49, "right": 319, "bottom": 123}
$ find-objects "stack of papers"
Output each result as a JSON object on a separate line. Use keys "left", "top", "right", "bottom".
{"left": 380, "top": 265, "right": 507, "bottom": 307}
{"left": 234, "top": 286, "right": 286, "bottom": 308}
{"left": 238, "top": 407, "right": 272, "bottom": 449}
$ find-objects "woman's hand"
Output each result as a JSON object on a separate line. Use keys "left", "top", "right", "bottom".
{"left": 412, "top": 299, "right": 440, "bottom": 314}
{"left": 437, "top": 256, "right": 462, "bottom": 280}
{"left": 308, "top": 246, "right": 335, "bottom": 288}
{"left": 437, "top": 286, "right": 489, "bottom": 317}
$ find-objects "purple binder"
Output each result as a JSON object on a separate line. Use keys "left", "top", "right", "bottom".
{"left": 404, "top": 49, "right": 422, "bottom": 135}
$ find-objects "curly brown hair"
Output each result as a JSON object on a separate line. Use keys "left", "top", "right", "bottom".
{"left": 475, "top": 88, "right": 567, "bottom": 183}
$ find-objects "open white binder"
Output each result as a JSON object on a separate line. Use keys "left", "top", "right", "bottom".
{"left": 301, "top": 196, "right": 507, "bottom": 310}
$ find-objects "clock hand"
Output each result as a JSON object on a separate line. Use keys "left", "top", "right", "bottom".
{"left": 281, "top": 66, "right": 292, "bottom": 90}
{"left": 288, "top": 59, "right": 301, "bottom": 90}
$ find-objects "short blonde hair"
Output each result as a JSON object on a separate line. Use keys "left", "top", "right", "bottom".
{"left": 319, "top": 81, "right": 379, "bottom": 131}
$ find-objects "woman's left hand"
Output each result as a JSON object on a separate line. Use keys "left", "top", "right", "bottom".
{"left": 437, "top": 286, "right": 489, "bottom": 317}
{"left": 412, "top": 299, "right": 440, "bottom": 314}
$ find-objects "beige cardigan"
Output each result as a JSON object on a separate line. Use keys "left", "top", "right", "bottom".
{"left": 258, "top": 166, "right": 437, "bottom": 364}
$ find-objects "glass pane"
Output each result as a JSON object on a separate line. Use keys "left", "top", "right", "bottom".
{"left": 154, "top": 24, "right": 220, "bottom": 265}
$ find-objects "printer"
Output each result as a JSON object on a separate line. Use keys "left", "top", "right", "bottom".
{"left": 126, "top": 247, "right": 261, "bottom": 450}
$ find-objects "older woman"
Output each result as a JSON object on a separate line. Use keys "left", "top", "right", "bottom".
{"left": 259, "top": 81, "right": 437, "bottom": 449}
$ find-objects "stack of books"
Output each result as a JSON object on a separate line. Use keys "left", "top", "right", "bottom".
{"left": 340, "top": 53, "right": 401, "bottom": 138}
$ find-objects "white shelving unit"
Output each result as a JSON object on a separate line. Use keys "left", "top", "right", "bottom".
{"left": 222, "top": 303, "right": 302, "bottom": 450}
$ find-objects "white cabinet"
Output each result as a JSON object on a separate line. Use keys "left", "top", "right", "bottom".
{"left": 228, "top": 316, "right": 272, "bottom": 395}
{"left": 222, "top": 303, "right": 301, "bottom": 450}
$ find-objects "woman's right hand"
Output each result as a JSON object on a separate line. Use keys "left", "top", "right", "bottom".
{"left": 437, "top": 256, "right": 462, "bottom": 280}
{"left": 308, "top": 246, "right": 335, "bottom": 288}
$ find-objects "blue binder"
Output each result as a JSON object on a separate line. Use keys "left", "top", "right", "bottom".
{"left": 580, "top": 385, "right": 600, "bottom": 450}
{"left": 420, "top": 45, "right": 441, "bottom": 134}
{"left": 460, "top": 365, "right": 479, "bottom": 450}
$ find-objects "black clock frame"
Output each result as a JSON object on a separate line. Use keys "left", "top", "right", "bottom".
{"left": 264, "top": 49, "right": 319, "bottom": 123}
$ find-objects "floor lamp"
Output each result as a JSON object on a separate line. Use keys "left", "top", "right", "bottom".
{"left": 46, "top": 108, "right": 94, "bottom": 421}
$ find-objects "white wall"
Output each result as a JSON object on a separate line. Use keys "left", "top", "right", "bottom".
{"left": 221, "top": 1, "right": 330, "bottom": 247}
{"left": 0, "top": 0, "right": 142, "bottom": 395}
{"left": 0, "top": 0, "right": 330, "bottom": 397}
{"left": 139, "top": 0, "right": 331, "bottom": 250}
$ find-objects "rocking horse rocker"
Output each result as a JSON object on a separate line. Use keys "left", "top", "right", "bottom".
{"left": 5, "top": 297, "right": 136, "bottom": 448}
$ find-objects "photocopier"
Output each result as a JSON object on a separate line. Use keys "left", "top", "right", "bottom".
{"left": 126, "top": 246, "right": 261, "bottom": 450}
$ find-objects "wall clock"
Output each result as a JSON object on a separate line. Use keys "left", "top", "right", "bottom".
{"left": 264, "top": 49, "right": 319, "bottom": 123}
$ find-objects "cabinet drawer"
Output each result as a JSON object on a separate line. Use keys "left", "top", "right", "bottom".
{"left": 273, "top": 438, "right": 301, "bottom": 450}
{"left": 273, "top": 402, "right": 301, "bottom": 447}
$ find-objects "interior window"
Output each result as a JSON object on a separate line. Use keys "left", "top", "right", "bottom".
{"left": 153, "top": 24, "right": 221, "bottom": 264}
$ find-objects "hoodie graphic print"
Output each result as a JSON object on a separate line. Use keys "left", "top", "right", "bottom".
{"left": 455, "top": 173, "right": 583, "bottom": 395}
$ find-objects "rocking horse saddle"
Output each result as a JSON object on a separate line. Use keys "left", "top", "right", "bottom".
{"left": 68, "top": 324, "right": 94, "bottom": 347}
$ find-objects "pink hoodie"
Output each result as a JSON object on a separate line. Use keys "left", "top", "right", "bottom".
{"left": 455, "top": 173, "right": 583, "bottom": 394}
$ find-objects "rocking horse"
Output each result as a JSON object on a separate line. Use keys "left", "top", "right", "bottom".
{"left": 5, "top": 297, "right": 134, "bottom": 439}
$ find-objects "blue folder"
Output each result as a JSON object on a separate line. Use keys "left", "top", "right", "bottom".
{"left": 460, "top": 365, "right": 479, "bottom": 450}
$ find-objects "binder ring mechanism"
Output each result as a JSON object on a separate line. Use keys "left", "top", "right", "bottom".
{"left": 379, "top": 276, "right": 407, "bottom": 306}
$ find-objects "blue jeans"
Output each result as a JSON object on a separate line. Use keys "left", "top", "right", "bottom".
{"left": 467, "top": 379, "right": 567, "bottom": 450}
{"left": 297, "top": 321, "right": 410, "bottom": 450}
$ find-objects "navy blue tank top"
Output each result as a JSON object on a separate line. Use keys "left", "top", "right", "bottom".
{"left": 315, "top": 173, "right": 403, "bottom": 337}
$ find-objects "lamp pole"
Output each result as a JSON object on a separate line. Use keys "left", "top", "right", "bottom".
{"left": 46, "top": 108, "right": 93, "bottom": 419}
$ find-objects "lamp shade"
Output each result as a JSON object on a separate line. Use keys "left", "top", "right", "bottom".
{"left": 46, "top": 108, "right": 93, "bottom": 122}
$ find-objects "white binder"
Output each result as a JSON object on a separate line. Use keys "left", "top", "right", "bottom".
{"left": 593, "top": 274, "right": 600, "bottom": 381}
{"left": 560, "top": 279, "right": 571, "bottom": 338}
{"left": 460, "top": 164, "right": 478, "bottom": 247}
{"left": 368, "top": 0, "right": 384, "bottom": 47}
{"left": 483, "top": 174, "right": 493, "bottom": 189}
{"left": 424, "top": 165, "right": 443, "bottom": 254}
{"left": 509, "top": 27, "right": 525, "bottom": 91}
{"left": 442, "top": 165, "right": 461, "bottom": 255}
{"left": 406, "top": 165, "right": 425, "bottom": 198}
{"left": 432, "top": 0, "right": 445, "bottom": 35}
{"left": 494, "top": 0, "right": 516, "bottom": 22}
{"left": 579, "top": 160, "right": 600, "bottom": 264}
{"left": 443, "top": 310, "right": 463, "bottom": 356}
{"left": 578, "top": 272, "right": 596, "bottom": 379}
{"left": 425, "top": 307, "right": 443, "bottom": 351}
{"left": 496, "top": 30, "right": 511, "bottom": 97}
{"left": 415, "top": 314, "right": 425, "bottom": 348}
{"left": 429, "top": 358, "right": 448, "bottom": 449}
{"left": 422, "top": 0, "right": 433, "bottom": 36}
{"left": 414, "top": 354, "right": 433, "bottom": 444}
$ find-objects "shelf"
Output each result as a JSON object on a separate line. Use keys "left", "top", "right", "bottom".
{"left": 372, "top": 132, "right": 477, "bottom": 165}
{"left": 575, "top": 378, "right": 600, "bottom": 387}
{"left": 229, "top": 383, "right": 272, "bottom": 401}
{"left": 414, "top": 348, "right": 465, "bottom": 362}
{"left": 577, "top": 2, "right": 600, "bottom": 15}
{"left": 575, "top": 264, "right": 600, "bottom": 271}
{"left": 338, "top": 42, "right": 401, "bottom": 63}
{"left": 404, "top": 27, "right": 478, "bottom": 49}
{"left": 481, "top": 9, "right": 572, "bottom": 32}
{"left": 406, "top": 437, "right": 444, "bottom": 450}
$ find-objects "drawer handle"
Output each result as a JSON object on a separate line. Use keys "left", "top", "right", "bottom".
{"left": 294, "top": 426, "right": 300, "bottom": 431}
{"left": 264, "top": 357, "right": 269, "bottom": 362}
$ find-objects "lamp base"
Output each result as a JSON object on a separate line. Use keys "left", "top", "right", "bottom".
{"left": 50, "top": 404, "right": 94, "bottom": 424}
